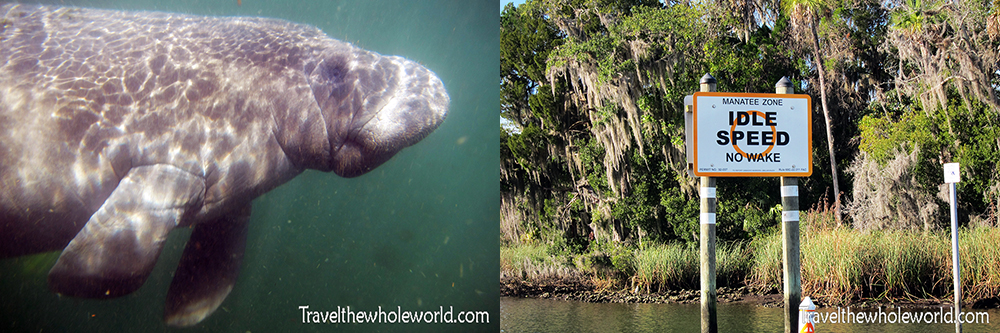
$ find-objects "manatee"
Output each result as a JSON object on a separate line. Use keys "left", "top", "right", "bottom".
{"left": 0, "top": 4, "right": 448, "bottom": 327}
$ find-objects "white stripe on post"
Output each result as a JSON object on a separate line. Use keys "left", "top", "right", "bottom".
{"left": 701, "top": 187, "right": 716, "bottom": 198}
{"left": 782, "top": 210, "right": 799, "bottom": 222}
{"left": 781, "top": 185, "right": 798, "bottom": 197}
{"left": 701, "top": 213, "right": 716, "bottom": 224}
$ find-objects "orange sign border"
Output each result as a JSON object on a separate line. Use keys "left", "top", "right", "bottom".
{"left": 693, "top": 92, "right": 812, "bottom": 177}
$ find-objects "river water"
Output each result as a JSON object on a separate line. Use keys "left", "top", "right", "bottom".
{"left": 501, "top": 297, "right": 1000, "bottom": 332}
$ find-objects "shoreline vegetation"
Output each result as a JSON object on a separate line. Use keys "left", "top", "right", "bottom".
{"left": 502, "top": 211, "right": 1000, "bottom": 309}
{"left": 500, "top": 0, "right": 1000, "bottom": 315}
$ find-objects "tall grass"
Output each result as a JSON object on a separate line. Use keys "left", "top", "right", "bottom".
{"left": 500, "top": 243, "right": 546, "bottom": 277}
{"left": 750, "top": 215, "right": 1000, "bottom": 304}
{"left": 749, "top": 231, "right": 782, "bottom": 289}
{"left": 633, "top": 243, "right": 697, "bottom": 291}
{"left": 877, "top": 230, "right": 943, "bottom": 299}
{"left": 800, "top": 228, "right": 876, "bottom": 301}
{"left": 503, "top": 219, "right": 1000, "bottom": 304}
{"left": 632, "top": 241, "right": 751, "bottom": 292}
{"left": 960, "top": 227, "right": 1000, "bottom": 301}
{"left": 501, "top": 243, "right": 582, "bottom": 283}
{"left": 797, "top": 228, "right": 945, "bottom": 302}
{"left": 717, "top": 241, "right": 752, "bottom": 287}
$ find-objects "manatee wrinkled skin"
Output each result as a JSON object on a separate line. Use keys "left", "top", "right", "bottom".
{"left": 0, "top": 4, "right": 448, "bottom": 327}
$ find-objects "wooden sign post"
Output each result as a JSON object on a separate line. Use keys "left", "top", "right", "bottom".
{"left": 776, "top": 77, "right": 801, "bottom": 333}
{"left": 689, "top": 75, "right": 811, "bottom": 333}
{"left": 698, "top": 74, "right": 718, "bottom": 333}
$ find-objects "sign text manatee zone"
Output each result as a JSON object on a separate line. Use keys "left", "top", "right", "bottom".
{"left": 693, "top": 92, "right": 812, "bottom": 177}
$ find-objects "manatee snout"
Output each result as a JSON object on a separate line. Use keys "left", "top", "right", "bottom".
{"left": 308, "top": 51, "right": 448, "bottom": 177}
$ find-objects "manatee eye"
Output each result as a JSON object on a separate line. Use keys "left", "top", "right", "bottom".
{"left": 308, "top": 57, "right": 354, "bottom": 110}
{"left": 320, "top": 59, "right": 347, "bottom": 84}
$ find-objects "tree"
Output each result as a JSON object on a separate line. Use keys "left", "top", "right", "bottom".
{"left": 887, "top": 0, "right": 998, "bottom": 119}
{"left": 502, "top": 2, "right": 574, "bottom": 244}
{"left": 717, "top": 0, "right": 779, "bottom": 41}
{"left": 782, "top": 0, "right": 843, "bottom": 224}
{"left": 501, "top": 2, "right": 564, "bottom": 128}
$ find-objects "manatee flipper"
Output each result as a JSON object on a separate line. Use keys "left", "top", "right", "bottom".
{"left": 48, "top": 165, "right": 206, "bottom": 298}
{"left": 164, "top": 205, "right": 250, "bottom": 327}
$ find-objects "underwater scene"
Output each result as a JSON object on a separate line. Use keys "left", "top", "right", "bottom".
{"left": 0, "top": 0, "right": 499, "bottom": 332}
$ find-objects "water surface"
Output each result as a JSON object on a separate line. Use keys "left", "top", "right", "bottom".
{"left": 502, "top": 297, "right": 1000, "bottom": 332}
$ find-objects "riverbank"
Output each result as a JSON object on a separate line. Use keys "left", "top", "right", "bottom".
{"left": 502, "top": 275, "right": 785, "bottom": 306}
{"left": 501, "top": 225, "right": 1000, "bottom": 309}
{"left": 500, "top": 275, "right": 993, "bottom": 309}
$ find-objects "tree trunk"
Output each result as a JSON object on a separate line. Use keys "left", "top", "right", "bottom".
{"left": 810, "top": 18, "right": 843, "bottom": 225}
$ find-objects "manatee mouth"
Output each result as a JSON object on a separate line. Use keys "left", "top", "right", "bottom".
{"left": 328, "top": 105, "right": 382, "bottom": 177}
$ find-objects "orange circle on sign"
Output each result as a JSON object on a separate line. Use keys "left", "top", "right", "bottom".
{"left": 729, "top": 110, "right": 776, "bottom": 159}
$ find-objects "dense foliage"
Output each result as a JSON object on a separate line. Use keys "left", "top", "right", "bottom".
{"left": 501, "top": 0, "right": 1000, "bottom": 249}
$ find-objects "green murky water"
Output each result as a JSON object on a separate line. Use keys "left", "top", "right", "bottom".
{"left": 0, "top": 1, "right": 499, "bottom": 332}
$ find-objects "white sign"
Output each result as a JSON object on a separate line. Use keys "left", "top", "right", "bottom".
{"left": 944, "top": 163, "right": 961, "bottom": 183}
{"left": 693, "top": 92, "right": 812, "bottom": 177}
